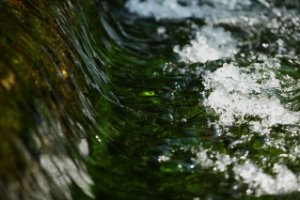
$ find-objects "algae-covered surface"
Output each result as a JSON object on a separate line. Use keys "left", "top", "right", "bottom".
{"left": 0, "top": 0, "right": 300, "bottom": 199}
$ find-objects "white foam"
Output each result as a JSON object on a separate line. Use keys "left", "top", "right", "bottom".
{"left": 174, "top": 26, "right": 237, "bottom": 63}
{"left": 193, "top": 147, "right": 214, "bottom": 168}
{"left": 157, "top": 26, "right": 166, "bottom": 35}
{"left": 203, "top": 62, "right": 300, "bottom": 134}
{"left": 193, "top": 147, "right": 236, "bottom": 173}
{"left": 234, "top": 161, "right": 300, "bottom": 196}
{"left": 191, "top": 60, "right": 300, "bottom": 195}
{"left": 125, "top": 0, "right": 252, "bottom": 20}
{"left": 158, "top": 155, "right": 170, "bottom": 163}
{"left": 193, "top": 147, "right": 300, "bottom": 196}
{"left": 189, "top": 59, "right": 300, "bottom": 195}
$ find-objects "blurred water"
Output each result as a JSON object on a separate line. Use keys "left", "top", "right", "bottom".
{"left": 0, "top": 0, "right": 300, "bottom": 199}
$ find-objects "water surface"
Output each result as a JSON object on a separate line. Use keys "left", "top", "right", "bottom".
{"left": 0, "top": 0, "right": 300, "bottom": 199}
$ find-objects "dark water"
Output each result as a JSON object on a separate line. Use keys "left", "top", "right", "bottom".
{"left": 0, "top": 0, "right": 300, "bottom": 199}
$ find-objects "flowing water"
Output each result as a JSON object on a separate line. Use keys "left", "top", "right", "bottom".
{"left": 0, "top": 0, "right": 300, "bottom": 199}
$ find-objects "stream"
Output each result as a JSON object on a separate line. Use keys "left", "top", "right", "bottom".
{"left": 0, "top": 0, "right": 300, "bottom": 199}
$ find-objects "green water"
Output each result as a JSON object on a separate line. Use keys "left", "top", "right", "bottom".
{"left": 0, "top": 0, "right": 300, "bottom": 199}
